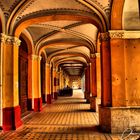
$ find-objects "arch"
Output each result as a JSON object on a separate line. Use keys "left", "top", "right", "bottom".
{"left": 35, "top": 21, "right": 86, "bottom": 47}
{"left": 55, "top": 59, "right": 87, "bottom": 68}
{"left": 111, "top": 0, "right": 125, "bottom": 29}
{"left": 77, "top": 0, "right": 109, "bottom": 30}
{"left": 48, "top": 51, "right": 90, "bottom": 64}
{"left": 13, "top": 10, "right": 106, "bottom": 37}
{"left": 0, "top": 8, "right": 6, "bottom": 33}
{"left": 20, "top": 31, "right": 35, "bottom": 55}
{"left": 38, "top": 38, "right": 94, "bottom": 55}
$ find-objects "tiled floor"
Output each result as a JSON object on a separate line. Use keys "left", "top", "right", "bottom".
{"left": 0, "top": 90, "right": 120, "bottom": 140}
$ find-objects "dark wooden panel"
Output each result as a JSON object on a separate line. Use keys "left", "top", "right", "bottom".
{"left": 19, "top": 56, "right": 28, "bottom": 114}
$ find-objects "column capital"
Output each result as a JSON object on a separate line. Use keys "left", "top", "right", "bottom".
{"left": 45, "top": 63, "right": 50, "bottom": 67}
{"left": 31, "top": 54, "right": 42, "bottom": 61}
{"left": 100, "top": 32, "right": 110, "bottom": 42}
{"left": 53, "top": 68, "right": 56, "bottom": 71}
{"left": 0, "top": 33, "right": 21, "bottom": 47}
{"left": 95, "top": 53, "right": 100, "bottom": 58}
{"left": 90, "top": 53, "right": 96, "bottom": 58}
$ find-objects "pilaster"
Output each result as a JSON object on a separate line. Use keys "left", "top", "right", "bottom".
{"left": 100, "top": 32, "right": 112, "bottom": 107}
{"left": 90, "top": 54, "right": 97, "bottom": 111}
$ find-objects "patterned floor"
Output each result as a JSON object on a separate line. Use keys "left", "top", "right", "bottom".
{"left": 0, "top": 90, "right": 120, "bottom": 140}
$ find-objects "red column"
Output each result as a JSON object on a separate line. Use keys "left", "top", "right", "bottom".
{"left": 84, "top": 67, "right": 87, "bottom": 99}
{"left": 45, "top": 63, "right": 51, "bottom": 104}
{"left": 86, "top": 64, "right": 90, "bottom": 102}
{"left": 90, "top": 56, "right": 97, "bottom": 97}
{"left": 100, "top": 32, "right": 112, "bottom": 107}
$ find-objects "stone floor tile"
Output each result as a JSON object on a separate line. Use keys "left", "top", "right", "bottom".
{"left": 0, "top": 90, "right": 121, "bottom": 140}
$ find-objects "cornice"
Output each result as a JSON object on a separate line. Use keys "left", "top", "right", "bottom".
{"left": 109, "top": 30, "right": 140, "bottom": 39}
{"left": 100, "top": 32, "right": 110, "bottom": 41}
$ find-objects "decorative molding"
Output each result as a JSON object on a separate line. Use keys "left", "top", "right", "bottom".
{"left": 100, "top": 32, "right": 110, "bottom": 41}
{"left": 0, "top": 0, "right": 21, "bottom": 17}
{"left": 109, "top": 30, "right": 124, "bottom": 39}
{"left": 123, "top": 31, "right": 140, "bottom": 39}
{"left": 17, "top": 8, "right": 97, "bottom": 22}
{"left": 0, "top": 33, "right": 21, "bottom": 47}
{"left": 109, "top": 30, "right": 140, "bottom": 39}
{"left": 90, "top": 53, "right": 96, "bottom": 58}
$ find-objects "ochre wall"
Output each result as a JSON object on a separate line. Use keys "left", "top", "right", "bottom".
{"left": 125, "top": 39, "right": 140, "bottom": 106}
{"left": 111, "top": 39, "right": 126, "bottom": 107}
{"left": 111, "top": 38, "right": 140, "bottom": 107}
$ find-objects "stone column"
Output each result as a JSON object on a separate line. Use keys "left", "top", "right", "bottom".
{"left": 95, "top": 53, "right": 101, "bottom": 112}
{"left": 31, "top": 55, "right": 42, "bottom": 112}
{"left": 59, "top": 68, "right": 62, "bottom": 90}
{"left": 45, "top": 63, "right": 51, "bottom": 104}
{"left": 84, "top": 67, "right": 87, "bottom": 99}
{"left": 54, "top": 68, "right": 58, "bottom": 100}
{"left": 52, "top": 67, "right": 56, "bottom": 99}
{"left": 100, "top": 32, "right": 112, "bottom": 107}
{"left": 27, "top": 55, "right": 34, "bottom": 110}
{"left": 98, "top": 32, "right": 112, "bottom": 133}
{"left": 86, "top": 64, "right": 90, "bottom": 103}
{"left": 1, "top": 34, "right": 22, "bottom": 131}
{"left": 90, "top": 55, "right": 97, "bottom": 111}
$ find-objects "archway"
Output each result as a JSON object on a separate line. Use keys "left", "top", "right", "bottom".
{"left": 18, "top": 37, "right": 28, "bottom": 114}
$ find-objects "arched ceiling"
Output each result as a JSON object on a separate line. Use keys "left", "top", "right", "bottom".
{"left": 0, "top": 0, "right": 111, "bottom": 76}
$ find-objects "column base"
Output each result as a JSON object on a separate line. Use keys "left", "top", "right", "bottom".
{"left": 3, "top": 106, "right": 22, "bottom": 131}
{"left": 90, "top": 97, "right": 96, "bottom": 111}
{"left": 54, "top": 92, "right": 58, "bottom": 100}
{"left": 47, "top": 94, "right": 52, "bottom": 104}
{"left": 34, "top": 98, "right": 42, "bottom": 112}
{"left": 99, "top": 105, "right": 140, "bottom": 133}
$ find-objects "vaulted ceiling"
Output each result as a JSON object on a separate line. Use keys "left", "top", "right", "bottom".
{"left": 0, "top": 0, "right": 112, "bottom": 76}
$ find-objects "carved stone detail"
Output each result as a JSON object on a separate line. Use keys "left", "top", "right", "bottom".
{"left": 95, "top": 53, "right": 100, "bottom": 57}
{"left": 0, "top": 33, "right": 21, "bottom": 47}
{"left": 109, "top": 30, "right": 140, "bottom": 39}
{"left": 109, "top": 30, "right": 124, "bottom": 39}
{"left": 100, "top": 32, "right": 110, "bottom": 42}
{"left": 90, "top": 53, "right": 96, "bottom": 58}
